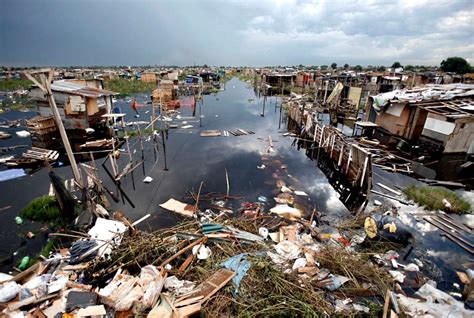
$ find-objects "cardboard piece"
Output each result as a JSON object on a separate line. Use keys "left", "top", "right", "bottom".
{"left": 160, "top": 199, "right": 195, "bottom": 218}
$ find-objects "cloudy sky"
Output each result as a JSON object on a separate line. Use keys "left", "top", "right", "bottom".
{"left": 1, "top": 0, "right": 473, "bottom": 66}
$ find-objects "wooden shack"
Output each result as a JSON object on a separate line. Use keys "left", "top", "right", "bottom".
{"left": 141, "top": 72, "right": 158, "bottom": 83}
{"left": 366, "top": 84, "right": 474, "bottom": 154}
{"left": 28, "top": 80, "right": 117, "bottom": 144}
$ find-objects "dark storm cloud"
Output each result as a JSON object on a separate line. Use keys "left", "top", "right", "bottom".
{"left": 0, "top": 0, "right": 472, "bottom": 66}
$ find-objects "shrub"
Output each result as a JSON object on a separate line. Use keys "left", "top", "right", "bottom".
{"left": 404, "top": 184, "right": 472, "bottom": 214}
{"left": 20, "top": 195, "right": 61, "bottom": 221}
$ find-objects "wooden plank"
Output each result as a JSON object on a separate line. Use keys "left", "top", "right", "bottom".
{"left": 441, "top": 233, "right": 474, "bottom": 255}
{"left": 200, "top": 130, "right": 222, "bottom": 137}
{"left": 187, "top": 268, "right": 236, "bottom": 303}
{"left": 382, "top": 289, "right": 391, "bottom": 318}
{"left": 174, "top": 296, "right": 204, "bottom": 307}
{"left": 434, "top": 221, "right": 474, "bottom": 247}
{"left": 432, "top": 215, "right": 472, "bottom": 236}
{"left": 8, "top": 293, "right": 58, "bottom": 311}
{"left": 377, "top": 183, "right": 402, "bottom": 196}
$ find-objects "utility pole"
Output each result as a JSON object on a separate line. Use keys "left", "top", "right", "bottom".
{"left": 25, "top": 69, "right": 83, "bottom": 188}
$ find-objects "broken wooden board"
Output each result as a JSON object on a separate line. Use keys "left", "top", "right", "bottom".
{"left": 200, "top": 130, "right": 221, "bottom": 137}
{"left": 181, "top": 268, "right": 235, "bottom": 303}
{"left": 160, "top": 198, "right": 195, "bottom": 218}
{"left": 42, "top": 299, "right": 62, "bottom": 318}
{"left": 76, "top": 305, "right": 106, "bottom": 317}
{"left": 176, "top": 302, "right": 201, "bottom": 317}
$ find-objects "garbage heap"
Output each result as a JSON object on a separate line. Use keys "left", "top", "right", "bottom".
{"left": 0, "top": 204, "right": 472, "bottom": 317}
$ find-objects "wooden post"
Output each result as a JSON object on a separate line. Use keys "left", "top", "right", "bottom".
{"left": 323, "top": 80, "right": 329, "bottom": 104}
{"left": 24, "top": 70, "right": 83, "bottom": 188}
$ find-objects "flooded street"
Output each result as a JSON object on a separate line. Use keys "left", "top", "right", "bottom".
{"left": 1, "top": 78, "right": 471, "bottom": 295}
{"left": 0, "top": 78, "right": 350, "bottom": 268}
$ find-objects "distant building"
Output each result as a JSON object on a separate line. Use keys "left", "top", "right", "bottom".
{"left": 141, "top": 72, "right": 158, "bottom": 83}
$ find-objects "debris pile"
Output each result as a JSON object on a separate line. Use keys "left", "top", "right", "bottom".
{"left": 1, "top": 200, "right": 471, "bottom": 317}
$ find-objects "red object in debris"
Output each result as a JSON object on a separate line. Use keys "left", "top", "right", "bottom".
{"left": 337, "top": 236, "right": 351, "bottom": 247}
{"left": 131, "top": 99, "right": 144, "bottom": 110}
{"left": 166, "top": 100, "right": 181, "bottom": 109}
{"left": 180, "top": 96, "right": 196, "bottom": 108}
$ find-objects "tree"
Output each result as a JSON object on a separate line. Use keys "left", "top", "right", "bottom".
{"left": 440, "top": 57, "right": 471, "bottom": 74}
{"left": 404, "top": 65, "right": 414, "bottom": 71}
{"left": 354, "top": 65, "right": 363, "bottom": 72}
{"left": 377, "top": 66, "right": 386, "bottom": 72}
{"left": 392, "top": 62, "right": 402, "bottom": 68}
{"left": 320, "top": 65, "right": 328, "bottom": 70}
{"left": 331, "top": 63, "right": 337, "bottom": 69}
{"left": 343, "top": 63, "right": 349, "bottom": 69}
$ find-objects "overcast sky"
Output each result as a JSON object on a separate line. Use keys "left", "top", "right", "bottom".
{"left": 1, "top": 0, "right": 473, "bottom": 67}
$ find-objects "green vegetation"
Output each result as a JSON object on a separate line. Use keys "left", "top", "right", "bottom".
{"left": 122, "top": 127, "right": 155, "bottom": 138}
{"left": 392, "top": 61, "right": 402, "bottom": 68}
{"left": 20, "top": 195, "right": 61, "bottom": 222}
{"left": 104, "top": 78, "right": 156, "bottom": 97}
{"left": 404, "top": 184, "right": 472, "bottom": 214}
{"left": 0, "top": 96, "right": 35, "bottom": 111}
{"left": 39, "top": 239, "right": 56, "bottom": 259}
{"left": 0, "top": 79, "right": 32, "bottom": 91}
{"left": 440, "top": 57, "right": 472, "bottom": 74}
{"left": 237, "top": 74, "right": 255, "bottom": 82}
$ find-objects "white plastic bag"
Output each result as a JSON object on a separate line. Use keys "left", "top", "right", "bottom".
{"left": 0, "top": 281, "right": 20, "bottom": 302}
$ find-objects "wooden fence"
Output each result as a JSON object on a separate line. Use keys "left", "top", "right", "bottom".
{"left": 287, "top": 104, "right": 372, "bottom": 192}
{"left": 313, "top": 125, "right": 372, "bottom": 191}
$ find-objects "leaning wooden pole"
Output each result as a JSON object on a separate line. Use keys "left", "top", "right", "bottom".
{"left": 25, "top": 69, "right": 83, "bottom": 188}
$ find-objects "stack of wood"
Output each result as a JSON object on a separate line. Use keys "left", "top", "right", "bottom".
{"left": 5, "top": 147, "right": 59, "bottom": 168}
{"left": 26, "top": 116, "right": 60, "bottom": 148}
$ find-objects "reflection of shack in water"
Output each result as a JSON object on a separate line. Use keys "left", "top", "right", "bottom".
{"left": 288, "top": 116, "right": 372, "bottom": 211}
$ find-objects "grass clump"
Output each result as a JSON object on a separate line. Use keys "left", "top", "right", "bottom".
{"left": 0, "top": 79, "right": 33, "bottom": 91}
{"left": 20, "top": 195, "right": 61, "bottom": 222}
{"left": 104, "top": 78, "right": 156, "bottom": 97}
{"left": 404, "top": 184, "right": 472, "bottom": 214}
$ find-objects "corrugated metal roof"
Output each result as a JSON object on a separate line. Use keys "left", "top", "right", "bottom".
{"left": 50, "top": 80, "right": 117, "bottom": 97}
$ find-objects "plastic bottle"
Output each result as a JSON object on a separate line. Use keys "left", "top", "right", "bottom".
{"left": 18, "top": 256, "right": 30, "bottom": 270}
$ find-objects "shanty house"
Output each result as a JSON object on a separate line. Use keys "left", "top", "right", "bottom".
{"left": 366, "top": 84, "right": 474, "bottom": 154}
{"left": 28, "top": 80, "right": 117, "bottom": 142}
{"left": 141, "top": 72, "right": 158, "bottom": 83}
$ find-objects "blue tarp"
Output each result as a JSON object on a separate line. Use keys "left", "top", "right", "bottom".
{"left": 221, "top": 252, "right": 265, "bottom": 296}
{"left": 0, "top": 169, "right": 26, "bottom": 182}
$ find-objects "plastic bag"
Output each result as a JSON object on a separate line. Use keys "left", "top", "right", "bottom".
{"left": 0, "top": 281, "right": 20, "bottom": 302}
{"left": 140, "top": 265, "right": 165, "bottom": 309}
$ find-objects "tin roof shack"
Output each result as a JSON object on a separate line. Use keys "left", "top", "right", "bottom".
{"left": 366, "top": 84, "right": 474, "bottom": 155}
{"left": 262, "top": 73, "right": 297, "bottom": 95}
{"left": 463, "top": 73, "right": 474, "bottom": 84}
{"left": 295, "top": 72, "right": 314, "bottom": 87}
{"left": 141, "top": 72, "right": 158, "bottom": 84}
{"left": 152, "top": 79, "right": 177, "bottom": 104}
{"left": 28, "top": 80, "right": 117, "bottom": 147}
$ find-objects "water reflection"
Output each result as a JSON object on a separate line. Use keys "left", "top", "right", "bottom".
{"left": 0, "top": 78, "right": 351, "bottom": 270}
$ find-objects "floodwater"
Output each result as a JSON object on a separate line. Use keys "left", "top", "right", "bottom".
{"left": 0, "top": 78, "right": 471, "bottom": 294}
{"left": 0, "top": 78, "right": 350, "bottom": 270}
